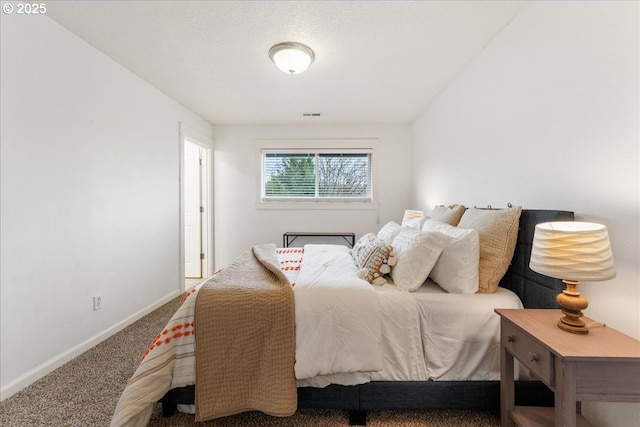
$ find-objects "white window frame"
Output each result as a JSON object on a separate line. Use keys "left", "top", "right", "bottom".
{"left": 255, "top": 139, "right": 379, "bottom": 210}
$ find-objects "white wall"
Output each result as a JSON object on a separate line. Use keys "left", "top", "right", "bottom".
{"left": 0, "top": 14, "right": 212, "bottom": 398}
{"left": 212, "top": 124, "right": 412, "bottom": 268}
{"left": 411, "top": 2, "right": 639, "bottom": 426}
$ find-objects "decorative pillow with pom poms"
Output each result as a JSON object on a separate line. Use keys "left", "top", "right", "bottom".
{"left": 352, "top": 233, "right": 394, "bottom": 285}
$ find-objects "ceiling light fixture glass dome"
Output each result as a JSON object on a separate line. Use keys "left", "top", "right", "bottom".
{"left": 269, "top": 42, "right": 315, "bottom": 75}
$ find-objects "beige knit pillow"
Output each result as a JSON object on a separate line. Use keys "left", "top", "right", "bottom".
{"left": 457, "top": 206, "right": 522, "bottom": 293}
{"left": 430, "top": 205, "right": 466, "bottom": 226}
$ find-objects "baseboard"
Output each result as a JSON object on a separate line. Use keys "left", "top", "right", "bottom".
{"left": 0, "top": 290, "right": 181, "bottom": 401}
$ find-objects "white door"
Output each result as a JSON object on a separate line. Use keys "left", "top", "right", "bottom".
{"left": 184, "top": 140, "right": 202, "bottom": 278}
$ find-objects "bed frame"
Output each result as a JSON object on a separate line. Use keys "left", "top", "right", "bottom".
{"left": 160, "top": 209, "right": 574, "bottom": 425}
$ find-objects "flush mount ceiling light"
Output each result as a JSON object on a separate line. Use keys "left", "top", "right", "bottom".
{"left": 269, "top": 42, "right": 315, "bottom": 75}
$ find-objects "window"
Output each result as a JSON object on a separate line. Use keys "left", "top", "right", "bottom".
{"left": 261, "top": 149, "right": 373, "bottom": 202}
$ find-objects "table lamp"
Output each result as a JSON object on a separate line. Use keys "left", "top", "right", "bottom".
{"left": 529, "top": 221, "right": 616, "bottom": 334}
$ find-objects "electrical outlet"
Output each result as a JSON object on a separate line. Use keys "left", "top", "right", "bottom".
{"left": 93, "top": 294, "right": 103, "bottom": 311}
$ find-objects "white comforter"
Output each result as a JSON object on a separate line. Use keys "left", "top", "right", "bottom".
{"left": 294, "top": 245, "right": 427, "bottom": 387}
{"left": 293, "top": 244, "right": 383, "bottom": 379}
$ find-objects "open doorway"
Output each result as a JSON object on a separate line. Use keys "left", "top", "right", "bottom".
{"left": 180, "top": 124, "right": 213, "bottom": 291}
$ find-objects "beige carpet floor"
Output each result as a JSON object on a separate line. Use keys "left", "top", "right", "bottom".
{"left": 0, "top": 295, "right": 500, "bottom": 427}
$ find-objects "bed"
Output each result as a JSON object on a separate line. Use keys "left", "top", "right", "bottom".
{"left": 111, "top": 208, "right": 574, "bottom": 426}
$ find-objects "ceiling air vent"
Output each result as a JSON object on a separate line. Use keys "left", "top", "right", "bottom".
{"left": 302, "top": 112, "right": 322, "bottom": 117}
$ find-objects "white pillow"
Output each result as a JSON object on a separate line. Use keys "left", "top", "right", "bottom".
{"left": 403, "top": 216, "right": 427, "bottom": 229}
{"left": 377, "top": 221, "right": 402, "bottom": 245}
{"left": 430, "top": 205, "right": 466, "bottom": 226}
{"left": 390, "top": 227, "right": 451, "bottom": 292}
{"left": 422, "top": 219, "right": 479, "bottom": 293}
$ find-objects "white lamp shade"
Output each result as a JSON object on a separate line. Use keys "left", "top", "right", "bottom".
{"left": 269, "top": 42, "right": 315, "bottom": 75}
{"left": 402, "top": 210, "right": 425, "bottom": 221}
{"left": 530, "top": 221, "right": 616, "bottom": 281}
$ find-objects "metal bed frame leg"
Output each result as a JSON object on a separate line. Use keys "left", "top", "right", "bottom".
{"left": 159, "top": 398, "right": 177, "bottom": 417}
{"left": 349, "top": 409, "right": 367, "bottom": 425}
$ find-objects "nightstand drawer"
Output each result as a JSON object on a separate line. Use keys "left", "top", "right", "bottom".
{"left": 502, "top": 321, "right": 553, "bottom": 386}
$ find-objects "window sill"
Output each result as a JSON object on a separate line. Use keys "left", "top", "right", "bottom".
{"left": 255, "top": 201, "right": 379, "bottom": 211}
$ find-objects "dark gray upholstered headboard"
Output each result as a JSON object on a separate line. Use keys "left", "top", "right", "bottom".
{"left": 499, "top": 209, "right": 574, "bottom": 309}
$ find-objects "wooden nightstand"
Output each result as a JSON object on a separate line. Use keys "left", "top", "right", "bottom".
{"left": 495, "top": 309, "right": 640, "bottom": 427}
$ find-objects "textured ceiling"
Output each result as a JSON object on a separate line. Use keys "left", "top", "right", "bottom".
{"left": 46, "top": 1, "right": 525, "bottom": 125}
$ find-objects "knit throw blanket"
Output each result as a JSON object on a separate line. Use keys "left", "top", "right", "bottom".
{"left": 194, "top": 244, "right": 297, "bottom": 421}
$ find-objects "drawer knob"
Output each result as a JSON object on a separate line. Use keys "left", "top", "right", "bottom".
{"left": 529, "top": 352, "right": 539, "bottom": 362}
{"left": 507, "top": 334, "right": 515, "bottom": 343}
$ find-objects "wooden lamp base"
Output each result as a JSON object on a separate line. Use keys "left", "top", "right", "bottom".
{"left": 556, "top": 280, "right": 589, "bottom": 334}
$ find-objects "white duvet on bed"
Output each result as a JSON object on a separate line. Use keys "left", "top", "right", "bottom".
{"left": 295, "top": 244, "right": 428, "bottom": 386}
{"left": 412, "top": 279, "right": 523, "bottom": 381}
{"left": 293, "top": 244, "right": 383, "bottom": 380}
{"left": 296, "top": 280, "right": 429, "bottom": 387}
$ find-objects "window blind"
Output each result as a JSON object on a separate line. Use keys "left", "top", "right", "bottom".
{"left": 262, "top": 150, "right": 372, "bottom": 201}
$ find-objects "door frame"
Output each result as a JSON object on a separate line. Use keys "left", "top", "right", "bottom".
{"left": 179, "top": 123, "right": 214, "bottom": 292}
